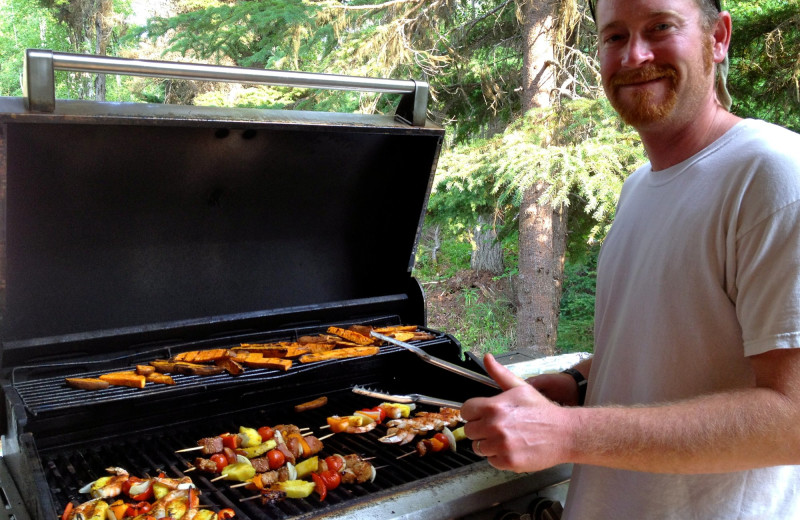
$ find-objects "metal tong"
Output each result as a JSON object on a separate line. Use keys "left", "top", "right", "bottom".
{"left": 370, "top": 331, "right": 500, "bottom": 389}
{"left": 352, "top": 385, "right": 463, "bottom": 409}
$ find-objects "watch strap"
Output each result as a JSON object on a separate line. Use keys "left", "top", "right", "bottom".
{"left": 561, "top": 367, "right": 587, "bottom": 406}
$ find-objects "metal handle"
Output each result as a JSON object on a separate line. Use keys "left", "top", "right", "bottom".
{"left": 22, "top": 49, "right": 429, "bottom": 126}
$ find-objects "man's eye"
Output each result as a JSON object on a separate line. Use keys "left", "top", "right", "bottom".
{"left": 653, "top": 23, "right": 672, "bottom": 31}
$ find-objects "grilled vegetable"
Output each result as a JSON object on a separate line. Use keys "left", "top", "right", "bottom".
{"left": 326, "top": 326, "right": 375, "bottom": 345}
{"left": 237, "top": 439, "right": 277, "bottom": 459}
{"left": 98, "top": 371, "right": 147, "bottom": 389}
{"left": 220, "top": 462, "right": 256, "bottom": 482}
{"left": 65, "top": 378, "right": 110, "bottom": 390}
{"left": 294, "top": 456, "right": 318, "bottom": 479}
{"left": 293, "top": 396, "right": 328, "bottom": 412}
{"left": 298, "top": 346, "right": 380, "bottom": 364}
{"left": 275, "top": 480, "right": 316, "bottom": 499}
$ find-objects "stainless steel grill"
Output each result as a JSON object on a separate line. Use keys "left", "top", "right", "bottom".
{"left": 0, "top": 49, "right": 570, "bottom": 520}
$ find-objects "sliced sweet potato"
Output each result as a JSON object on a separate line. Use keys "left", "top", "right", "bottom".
{"left": 65, "top": 377, "right": 110, "bottom": 390}
{"left": 150, "top": 360, "right": 226, "bottom": 376}
{"left": 235, "top": 344, "right": 310, "bottom": 358}
{"left": 145, "top": 372, "right": 176, "bottom": 385}
{"left": 135, "top": 364, "right": 156, "bottom": 376}
{"left": 173, "top": 349, "right": 233, "bottom": 364}
{"left": 298, "top": 346, "right": 380, "bottom": 363}
{"left": 326, "top": 326, "right": 375, "bottom": 345}
{"left": 99, "top": 371, "right": 147, "bottom": 389}
{"left": 237, "top": 355, "right": 292, "bottom": 371}
{"left": 374, "top": 325, "right": 418, "bottom": 333}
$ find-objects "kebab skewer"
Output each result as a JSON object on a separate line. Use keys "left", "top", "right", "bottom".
{"left": 239, "top": 453, "right": 377, "bottom": 504}
{"left": 64, "top": 468, "right": 232, "bottom": 520}
{"left": 378, "top": 407, "right": 464, "bottom": 445}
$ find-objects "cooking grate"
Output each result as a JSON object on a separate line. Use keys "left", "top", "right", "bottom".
{"left": 41, "top": 387, "right": 482, "bottom": 520}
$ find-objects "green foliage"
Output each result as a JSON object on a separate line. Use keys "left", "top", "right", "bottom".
{"left": 0, "top": 0, "right": 69, "bottom": 96}
{"left": 728, "top": 0, "right": 800, "bottom": 131}
{"left": 429, "top": 98, "right": 645, "bottom": 255}
{"left": 460, "top": 287, "right": 517, "bottom": 356}
{"left": 414, "top": 228, "right": 473, "bottom": 280}
{"left": 556, "top": 245, "right": 598, "bottom": 353}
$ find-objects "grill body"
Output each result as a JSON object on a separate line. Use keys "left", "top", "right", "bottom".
{"left": 0, "top": 55, "right": 570, "bottom": 520}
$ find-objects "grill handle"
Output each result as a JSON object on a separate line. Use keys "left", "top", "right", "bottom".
{"left": 22, "top": 48, "right": 429, "bottom": 126}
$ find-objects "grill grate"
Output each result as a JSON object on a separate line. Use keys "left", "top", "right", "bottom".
{"left": 41, "top": 387, "right": 482, "bottom": 520}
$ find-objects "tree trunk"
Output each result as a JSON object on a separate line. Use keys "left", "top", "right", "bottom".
{"left": 470, "top": 214, "right": 503, "bottom": 274}
{"left": 516, "top": 0, "right": 564, "bottom": 357}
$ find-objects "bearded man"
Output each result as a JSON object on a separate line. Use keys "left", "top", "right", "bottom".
{"left": 460, "top": 0, "right": 800, "bottom": 518}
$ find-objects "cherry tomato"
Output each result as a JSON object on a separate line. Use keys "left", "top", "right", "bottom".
{"left": 311, "top": 472, "right": 327, "bottom": 501}
{"left": 324, "top": 455, "right": 344, "bottom": 473}
{"left": 433, "top": 432, "right": 450, "bottom": 451}
{"left": 210, "top": 453, "right": 229, "bottom": 471}
{"left": 319, "top": 469, "right": 341, "bottom": 490}
{"left": 257, "top": 426, "right": 274, "bottom": 442}
{"left": 367, "top": 406, "right": 387, "bottom": 423}
{"left": 124, "top": 501, "right": 152, "bottom": 518}
{"left": 266, "top": 449, "right": 285, "bottom": 470}
{"left": 127, "top": 480, "right": 154, "bottom": 502}
{"left": 120, "top": 476, "right": 139, "bottom": 496}
{"left": 219, "top": 508, "right": 236, "bottom": 519}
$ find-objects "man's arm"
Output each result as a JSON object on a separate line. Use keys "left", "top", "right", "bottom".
{"left": 461, "top": 348, "right": 800, "bottom": 474}
{"left": 526, "top": 358, "right": 592, "bottom": 406}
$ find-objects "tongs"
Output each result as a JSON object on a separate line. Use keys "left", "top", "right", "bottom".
{"left": 352, "top": 385, "right": 463, "bottom": 409}
{"left": 370, "top": 331, "right": 500, "bottom": 389}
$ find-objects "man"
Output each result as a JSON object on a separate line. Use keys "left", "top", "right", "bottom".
{"left": 460, "top": 0, "right": 800, "bottom": 518}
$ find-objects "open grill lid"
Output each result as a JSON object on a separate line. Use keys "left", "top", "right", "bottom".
{"left": 0, "top": 50, "right": 445, "bottom": 369}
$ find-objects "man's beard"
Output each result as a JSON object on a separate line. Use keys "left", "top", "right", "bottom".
{"left": 607, "top": 65, "right": 679, "bottom": 127}
{"left": 606, "top": 42, "right": 714, "bottom": 127}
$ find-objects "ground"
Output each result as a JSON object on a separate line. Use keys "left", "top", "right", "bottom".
{"left": 422, "top": 269, "right": 515, "bottom": 357}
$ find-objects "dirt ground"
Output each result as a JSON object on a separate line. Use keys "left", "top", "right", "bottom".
{"left": 422, "top": 269, "right": 514, "bottom": 355}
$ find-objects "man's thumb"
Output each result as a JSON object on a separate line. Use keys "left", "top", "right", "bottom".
{"left": 483, "top": 353, "right": 528, "bottom": 391}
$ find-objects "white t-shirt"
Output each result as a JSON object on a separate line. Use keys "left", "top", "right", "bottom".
{"left": 563, "top": 119, "right": 800, "bottom": 519}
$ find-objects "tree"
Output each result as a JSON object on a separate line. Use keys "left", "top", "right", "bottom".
{"left": 728, "top": 0, "right": 800, "bottom": 132}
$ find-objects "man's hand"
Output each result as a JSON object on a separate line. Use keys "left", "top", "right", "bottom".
{"left": 527, "top": 372, "right": 581, "bottom": 406}
{"left": 460, "top": 353, "right": 575, "bottom": 473}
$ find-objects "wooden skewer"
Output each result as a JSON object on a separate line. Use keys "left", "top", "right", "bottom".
{"left": 183, "top": 467, "right": 197, "bottom": 473}
{"left": 239, "top": 495, "right": 262, "bottom": 503}
{"left": 319, "top": 425, "right": 330, "bottom": 429}
{"left": 175, "top": 446, "right": 203, "bottom": 453}
{"left": 209, "top": 475, "right": 227, "bottom": 483}
{"left": 230, "top": 481, "right": 251, "bottom": 489}
{"left": 317, "top": 432, "right": 335, "bottom": 441}
{"left": 396, "top": 451, "right": 416, "bottom": 459}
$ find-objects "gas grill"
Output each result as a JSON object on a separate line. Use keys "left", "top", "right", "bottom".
{"left": 0, "top": 50, "right": 570, "bottom": 520}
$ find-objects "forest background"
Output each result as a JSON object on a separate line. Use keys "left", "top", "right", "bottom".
{"left": 1, "top": 0, "right": 797, "bottom": 359}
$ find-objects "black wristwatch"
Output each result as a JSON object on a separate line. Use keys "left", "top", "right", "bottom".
{"left": 562, "top": 368, "right": 587, "bottom": 406}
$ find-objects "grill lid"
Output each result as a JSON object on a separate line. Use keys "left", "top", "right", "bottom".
{"left": 0, "top": 50, "right": 444, "bottom": 367}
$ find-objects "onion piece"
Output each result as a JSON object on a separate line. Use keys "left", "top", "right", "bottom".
{"left": 442, "top": 427, "right": 457, "bottom": 453}
{"left": 78, "top": 481, "right": 96, "bottom": 494}
{"left": 236, "top": 454, "right": 251, "bottom": 465}
{"left": 286, "top": 462, "right": 297, "bottom": 481}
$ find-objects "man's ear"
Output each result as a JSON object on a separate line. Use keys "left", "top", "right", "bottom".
{"left": 712, "top": 11, "right": 733, "bottom": 64}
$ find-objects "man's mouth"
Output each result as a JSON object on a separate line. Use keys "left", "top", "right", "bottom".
{"left": 610, "top": 66, "right": 677, "bottom": 89}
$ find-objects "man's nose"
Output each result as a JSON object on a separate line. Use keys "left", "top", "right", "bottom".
{"left": 621, "top": 35, "right": 654, "bottom": 67}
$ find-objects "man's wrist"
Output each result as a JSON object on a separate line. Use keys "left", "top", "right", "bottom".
{"left": 562, "top": 368, "right": 587, "bottom": 406}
